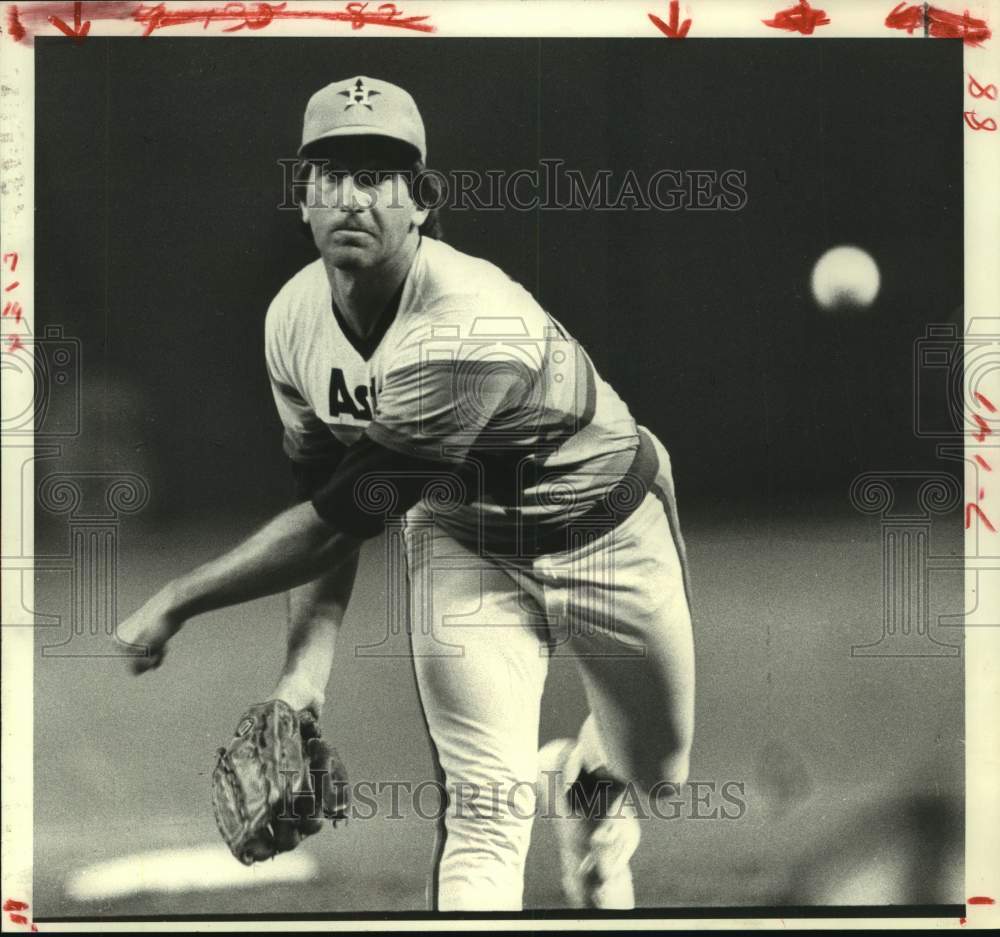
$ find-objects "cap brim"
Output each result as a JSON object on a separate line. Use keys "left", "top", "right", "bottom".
{"left": 297, "top": 128, "right": 422, "bottom": 161}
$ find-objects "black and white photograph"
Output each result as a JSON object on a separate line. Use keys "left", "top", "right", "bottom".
{"left": 2, "top": 0, "right": 998, "bottom": 930}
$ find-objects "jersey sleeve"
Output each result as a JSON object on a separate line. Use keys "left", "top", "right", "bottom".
{"left": 265, "top": 298, "right": 346, "bottom": 468}
{"left": 366, "top": 299, "right": 546, "bottom": 464}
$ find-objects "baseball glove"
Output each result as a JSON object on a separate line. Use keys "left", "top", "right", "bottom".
{"left": 211, "top": 699, "right": 349, "bottom": 865}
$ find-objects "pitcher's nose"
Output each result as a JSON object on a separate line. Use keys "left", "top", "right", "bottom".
{"left": 342, "top": 175, "right": 374, "bottom": 211}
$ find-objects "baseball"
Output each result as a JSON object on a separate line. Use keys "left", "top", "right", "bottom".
{"left": 810, "top": 245, "right": 880, "bottom": 312}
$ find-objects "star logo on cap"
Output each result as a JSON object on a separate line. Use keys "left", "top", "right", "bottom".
{"left": 339, "top": 77, "right": 381, "bottom": 111}
{"left": 236, "top": 717, "right": 255, "bottom": 737}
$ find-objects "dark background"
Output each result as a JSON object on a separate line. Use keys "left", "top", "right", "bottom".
{"left": 33, "top": 37, "right": 966, "bottom": 917}
{"left": 36, "top": 37, "right": 963, "bottom": 519}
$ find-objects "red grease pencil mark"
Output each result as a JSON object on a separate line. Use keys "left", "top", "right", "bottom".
{"left": 4, "top": 1, "right": 137, "bottom": 43}
{"left": 5, "top": 335, "right": 24, "bottom": 353}
{"left": 928, "top": 6, "right": 992, "bottom": 46}
{"left": 4, "top": 1, "right": 434, "bottom": 42}
{"left": 763, "top": 0, "right": 830, "bottom": 34}
{"left": 885, "top": 2, "right": 924, "bottom": 33}
{"left": 964, "top": 110, "right": 999, "bottom": 131}
{"left": 968, "top": 896, "right": 996, "bottom": 904}
{"left": 4, "top": 281, "right": 19, "bottom": 292}
{"left": 974, "top": 392, "right": 997, "bottom": 412}
{"left": 648, "top": 0, "right": 691, "bottom": 38}
{"left": 48, "top": 0, "right": 91, "bottom": 42}
{"left": 966, "top": 503, "right": 997, "bottom": 532}
{"left": 2, "top": 253, "right": 18, "bottom": 272}
{"left": 972, "top": 412, "right": 992, "bottom": 443}
{"left": 2, "top": 900, "right": 37, "bottom": 931}
{"left": 968, "top": 391, "right": 997, "bottom": 532}
{"left": 133, "top": 2, "right": 435, "bottom": 37}
{"left": 2, "top": 302, "right": 23, "bottom": 323}
{"left": 968, "top": 74, "right": 999, "bottom": 99}
{"left": 5, "top": 5, "right": 27, "bottom": 41}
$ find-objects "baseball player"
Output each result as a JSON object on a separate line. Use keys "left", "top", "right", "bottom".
{"left": 118, "top": 76, "right": 695, "bottom": 912}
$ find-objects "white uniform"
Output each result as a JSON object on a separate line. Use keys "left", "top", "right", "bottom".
{"left": 265, "top": 236, "right": 694, "bottom": 910}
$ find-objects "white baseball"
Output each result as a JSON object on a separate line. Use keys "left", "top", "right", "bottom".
{"left": 811, "top": 245, "right": 880, "bottom": 312}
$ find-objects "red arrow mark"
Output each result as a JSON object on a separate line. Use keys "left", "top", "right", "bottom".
{"left": 649, "top": 0, "right": 691, "bottom": 38}
{"left": 885, "top": 2, "right": 924, "bottom": 33}
{"left": 6, "top": 6, "right": 27, "bottom": 41}
{"left": 928, "top": 6, "right": 991, "bottom": 46}
{"left": 764, "top": 0, "right": 831, "bottom": 34}
{"left": 48, "top": 0, "right": 91, "bottom": 42}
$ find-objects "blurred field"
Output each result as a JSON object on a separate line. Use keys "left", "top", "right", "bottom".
{"left": 32, "top": 497, "right": 964, "bottom": 917}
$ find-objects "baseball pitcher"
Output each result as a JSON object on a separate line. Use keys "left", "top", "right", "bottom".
{"left": 119, "top": 76, "right": 695, "bottom": 912}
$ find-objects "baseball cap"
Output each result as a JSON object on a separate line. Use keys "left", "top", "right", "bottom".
{"left": 299, "top": 76, "right": 426, "bottom": 162}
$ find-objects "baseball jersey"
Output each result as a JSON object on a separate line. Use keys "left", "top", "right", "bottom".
{"left": 264, "top": 236, "right": 654, "bottom": 557}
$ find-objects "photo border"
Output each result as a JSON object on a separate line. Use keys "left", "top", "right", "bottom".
{"left": 2, "top": 1, "right": 998, "bottom": 930}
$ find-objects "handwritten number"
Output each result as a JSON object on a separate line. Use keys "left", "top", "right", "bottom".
{"left": 964, "top": 111, "right": 998, "bottom": 132}
{"left": 968, "top": 74, "right": 999, "bottom": 100}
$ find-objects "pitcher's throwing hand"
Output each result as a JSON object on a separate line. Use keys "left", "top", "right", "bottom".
{"left": 117, "top": 589, "right": 184, "bottom": 674}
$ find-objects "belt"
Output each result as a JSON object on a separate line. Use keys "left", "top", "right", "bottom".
{"left": 485, "top": 429, "right": 659, "bottom": 559}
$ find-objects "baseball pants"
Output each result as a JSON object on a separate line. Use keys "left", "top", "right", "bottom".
{"left": 401, "top": 429, "right": 695, "bottom": 911}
